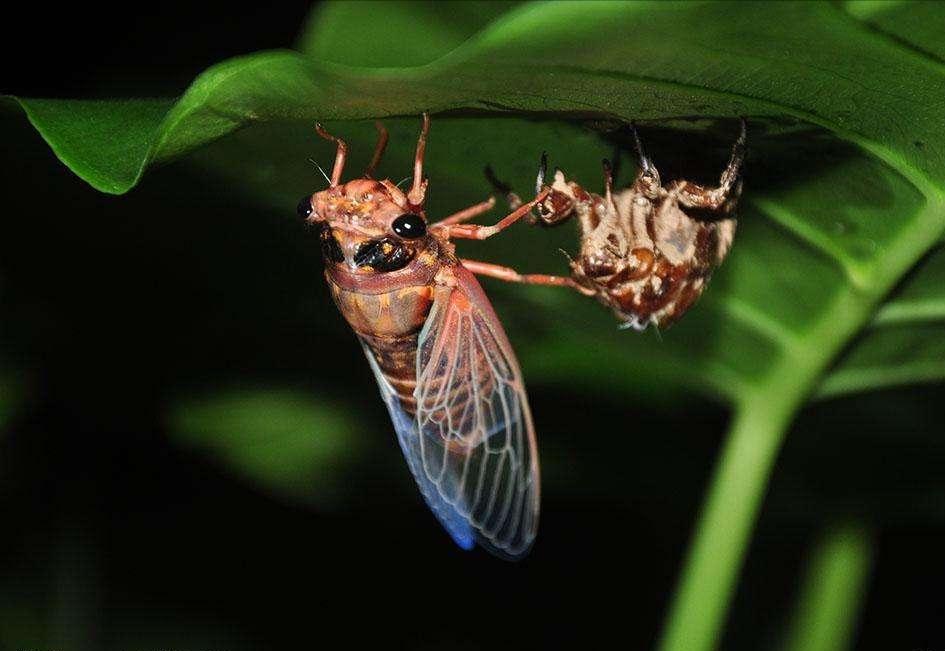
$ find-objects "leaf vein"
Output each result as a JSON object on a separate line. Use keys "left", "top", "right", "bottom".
{"left": 750, "top": 198, "right": 871, "bottom": 290}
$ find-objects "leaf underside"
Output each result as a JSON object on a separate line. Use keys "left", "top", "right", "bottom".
{"left": 6, "top": 1, "right": 945, "bottom": 409}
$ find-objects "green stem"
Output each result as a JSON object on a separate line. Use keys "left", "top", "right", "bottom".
{"left": 657, "top": 170, "right": 945, "bottom": 651}
{"left": 656, "top": 399, "right": 795, "bottom": 651}
{"left": 783, "top": 523, "right": 874, "bottom": 651}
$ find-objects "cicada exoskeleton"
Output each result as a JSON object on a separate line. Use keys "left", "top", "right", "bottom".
{"left": 493, "top": 121, "right": 747, "bottom": 330}
{"left": 299, "top": 115, "right": 581, "bottom": 559}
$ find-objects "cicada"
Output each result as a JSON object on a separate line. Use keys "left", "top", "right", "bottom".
{"left": 512, "top": 121, "right": 747, "bottom": 330}
{"left": 298, "top": 115, "right": 579, "bottom": 559}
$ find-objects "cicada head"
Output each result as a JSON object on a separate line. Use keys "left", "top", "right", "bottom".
{"left": 297, "top": 115, "right": 434, "bottom": 274}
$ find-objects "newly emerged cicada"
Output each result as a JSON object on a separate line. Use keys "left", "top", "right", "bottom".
{"left": 299, "top": 115, "right": 578, "bottom": 559}
{"left": 495, "top": 121, "right": 747, "bottom": 330}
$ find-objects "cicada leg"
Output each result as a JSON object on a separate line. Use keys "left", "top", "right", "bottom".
{"left": 460, "top": 259, "right": 595, "bottom": 296}
{"left": 484, "top": 164, "right": 524, "bottom": 211}
{"left": 314, "top": 122, "right": 348, "bottom": 187}
{"left": 629, "top": 121, "right": 661, "bottom": 190}
{"left": 442, "top": 189, "right": 550, "bottom": 241}
{"left": 408, "top": 113, "right": 431, "bottom": 205}
{"left": 363, "top": 121, "right": 389, "bottom": 178}
{"left": 433, "top": 197, "right": 497, "bottom": 227}
{"left": 666, "top": 118, "right": 747, "bottom": 214}
{"left": 486, "top": 155, "right": 592, "bottom": 229}
{"left": 602, "top": 157, "right": 616, "bottom": 208}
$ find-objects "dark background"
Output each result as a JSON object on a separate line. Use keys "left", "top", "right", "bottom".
{"left": 2, "top": 2, "right": 943, "bottom": 650}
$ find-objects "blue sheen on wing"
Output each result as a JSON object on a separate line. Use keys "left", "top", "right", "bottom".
{"left": 412, "top": 276, "right": 540, "bottom": 560}
{"left": 357, "top": 271, "right": 539, "bottom": 560}
{"left": 360, "top": 342, "right": 476, "bottom": 550}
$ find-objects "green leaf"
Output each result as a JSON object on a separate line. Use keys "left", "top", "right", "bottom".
{"left": 7, "top": 2, "right": 945, "bottom": 651}
{"left": 819, "top": 246, "right": 945, "bottom": 399}
{"left": 167, "top": 388, "right": 363, "bottom": 508}
{"left": 842, "top": 0, "right": 945, "bottom": 61}
{"left": 298, "top": 0, "right": 520, "bottom": 67}
{"left": 6, "top": 98, "right": 174, "bottom": 194}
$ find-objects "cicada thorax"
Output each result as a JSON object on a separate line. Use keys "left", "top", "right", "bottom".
{"left": 325, "top": 237, "right": 452, "bottom": 415}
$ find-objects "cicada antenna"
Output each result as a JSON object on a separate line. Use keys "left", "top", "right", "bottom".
{"left": 307, "top": 158, "right": 332, "bottom": 185}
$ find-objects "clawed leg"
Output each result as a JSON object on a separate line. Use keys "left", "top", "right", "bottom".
{"left": 408, "top": 113, "right": 431, "bottom": 205}
{"left": 630, "top": 122, "right": 660, "bottom": 184}
{"left": 629, "top": 122, "right": 662, "bottom": 197}
{"left": 484, "top": 165, "right": 524, "bottom": 210}
{"left": 485, "top": 153, "right": 591, "bottom": 230}
{"left": 672, "top": 118, "right": 747, "bottom": 212}
{"left": 461, "top": 259, "right": 594, "bottom": 295}
{"left": 436, "top": 154, "right": 548, "bottom": 236}
{"left": 602, "top": 158, "right": 615, "bottom": 207}
{"left": 363, "top": 121, "right": 389, "bottom": 178}
{"left": 443, "top": 189, "right": 550, "bottom": 240}
{"left": 314, "top": 122, "right": 348, "bottom": 187}
{"left": 433, "top": 196, "right": 497, "bottom": 227}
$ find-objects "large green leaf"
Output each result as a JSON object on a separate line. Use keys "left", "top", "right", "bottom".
{"left": 298, "top": 0, "right": 520, "bottom": 67}
{"left": 167, "top": 388, "right": 364, "bottom": 508}
{"left": 5, "top": 2, "right": 945, "bottom": 651}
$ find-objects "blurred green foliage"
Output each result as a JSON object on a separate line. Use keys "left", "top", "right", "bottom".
{"left": 168, "top": 388, "right": 361, "bottom": 508}
{"left": 783, "top": 524, "right": 873, "bottom": 651}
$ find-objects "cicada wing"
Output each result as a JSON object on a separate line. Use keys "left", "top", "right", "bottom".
{"left": 413, "top": 266, "right": 540, "bottom": 559}
{"left": 359, "top": 265, "right": 539, "bottom": 559}
{"left": 360, "top": 341, "right": 477, "bottom": 551}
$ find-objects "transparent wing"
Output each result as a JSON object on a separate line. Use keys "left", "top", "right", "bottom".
{"left": 415, "top": 266, "right": 540, "bottom": 559}
{"left": 361, "top": 341, "right": 478, "bottom": 552}
{"left": 360, "top": 266, "right": 540, "bottom": 559}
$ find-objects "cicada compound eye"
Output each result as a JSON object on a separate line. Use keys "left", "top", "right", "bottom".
{"left": 391, "top": 213, "right": 427, "bottom": 239}
{"left": 297, "top": 195, "right": 314, "bottom": 220}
